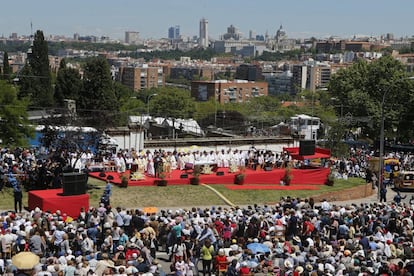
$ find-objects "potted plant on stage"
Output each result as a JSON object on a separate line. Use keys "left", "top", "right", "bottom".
{"left": 325, "top": 169, "right": 335, "bottom": 186}
{"left": 154, "top": 165, "right": 168, "bottom": 186}
{"left": 281, "top": 167, "right": 292, "bottom": 186}
{"left": 234, "top": 166, "right": 246, "bottom": 185}
{"left": 120, "top": 173, "right": 129, "bottom": 188}
{"left": 190, "top": 165, "right": 202, "bottom": 185}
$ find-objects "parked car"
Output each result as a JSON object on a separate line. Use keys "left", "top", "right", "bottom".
{"left": 394, "top": 171, "right": 414, "bottom": 191}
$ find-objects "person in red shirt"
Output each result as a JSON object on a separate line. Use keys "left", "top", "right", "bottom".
{"left": 239, "top": 262, "right": 250, "bottom": 276}
{"left": 125, "top": 243, "right": 140, "bottom": 261}
{"left": 214, "top": 249, "right": 228, "bottom": 274}
{"left": 302, "top": 216, "right": 315, "bottom": 237}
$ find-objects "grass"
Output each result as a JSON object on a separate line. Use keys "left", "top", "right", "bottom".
{"left": 0, "top": 177, "right": 365, "bottom": 212}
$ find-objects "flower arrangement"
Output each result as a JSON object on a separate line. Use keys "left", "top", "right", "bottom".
{"left": 202, "top": 165, "right": 213, "bottom": 175}
{"left": 130, "top": 171, "right": 145, "bottom": 181}
{"left": 229, "top": 163, "right": 238, "bottom": 173}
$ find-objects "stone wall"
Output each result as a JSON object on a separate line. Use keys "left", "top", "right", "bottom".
{"left": 312, "top": 183, "right": 374, "bottom": 202}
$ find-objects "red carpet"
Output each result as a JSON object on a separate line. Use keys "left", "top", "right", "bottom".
{"left": 224, "top": 184, "right": 320, "bottom": 190}
{"left": 28, "top": 189, "right": 89, "bottom": 218}
{"left": 89, "top": 167, "right": 330, "bottom": 187}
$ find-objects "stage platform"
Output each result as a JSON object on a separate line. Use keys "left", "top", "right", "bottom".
{"left": 28, "top": 189, "right": 89, "bottom": 218}
{"left": 89, "top": 167, "right": 330, "bottom": 187}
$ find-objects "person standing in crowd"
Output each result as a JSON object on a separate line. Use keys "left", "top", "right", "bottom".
{"left": 380, "top": 184, "right": 387, "bottom": 202}
{"left": 12, "top": 179, "right": 23, "bottom": 213}
{"left": 200, "top": 239, "right": 214, "bottom": 276}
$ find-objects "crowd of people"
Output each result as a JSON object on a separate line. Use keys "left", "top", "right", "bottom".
{"left": 2, "top": 144, "right": 414, "bottom": 275}
{"left": 1, "top": 194, "right": 414, "bottom": 275}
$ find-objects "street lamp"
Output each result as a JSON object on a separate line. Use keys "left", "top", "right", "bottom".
{"left": 147, "top": 93, "right": 157, "bottom": 115}
{"left": 378, "top": 89, "right": 389, "bottom": 200}
{"left": 214, "top": 89, "right": 219, "bottom": 128}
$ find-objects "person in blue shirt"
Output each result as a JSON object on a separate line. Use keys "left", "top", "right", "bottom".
{"left": 12, "top": 178, "right": 23, "bottom": 213}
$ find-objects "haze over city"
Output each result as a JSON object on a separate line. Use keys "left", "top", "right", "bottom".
{"left": 2, "top": 0, "right": 414, "bottom": 40}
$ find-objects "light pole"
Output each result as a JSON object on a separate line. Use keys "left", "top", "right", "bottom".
{"left": 147, "top": 93, "right": 157, "bottom": 115}
{"left": 378, "top": 89, "right": 388, "bottom": 200}
{"left": 214, "top": 88, "right": 220, "bottom": 128}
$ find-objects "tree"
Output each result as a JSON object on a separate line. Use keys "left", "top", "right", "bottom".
{"left": 329, "top": 56, "right": 414, "bottom": 141}
{"left": 0, "top": 81, "right": 33, "bottom": 146}
{"left": 78, "top": 57, "right": 118, "bottom": 129}
{"left": 148, "top": 87, "right": 195, "bottom": 119}
{"left": 23, "top": 30, "right": 54, "bottom": 107}
{"left": 54, "top": 59, "right": 82, "bottom": 107}
{"left": 2, "top": 52, "right": 11, "bottom": 80}
{"left": 115, "top": 82, "right": 145, "bottom": 126}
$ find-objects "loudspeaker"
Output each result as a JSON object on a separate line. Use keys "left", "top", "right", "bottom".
{"left": 264, "top": 167, "right": 272, "bottom": 171}
{"left": 299, "top": 140, "right": 315, "bottom": 156}
{"left": 62, "top": 172, "right": 88, "bottom": 196}
{"left": 216, "top": 171, "right": 225, "bottom": 176}
{"left": 180, "top": 174, "right": 188, "bottom": 179}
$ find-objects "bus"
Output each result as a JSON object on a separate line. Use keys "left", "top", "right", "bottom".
{"left": 383, "top": 158, "right": 400, "bottom": 181}
{"left": 369, "top": 157, "right": 401, "bottom": 183}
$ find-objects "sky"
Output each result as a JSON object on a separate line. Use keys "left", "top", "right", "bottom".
{"left": 1, "top": 0, "right": 413, "bottom": 41}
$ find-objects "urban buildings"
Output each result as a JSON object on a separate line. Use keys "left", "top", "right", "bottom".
{"left": 235, "top": 64, "right": 264, "bottom": 81}
{"left": 118, "top": 65, "right": 165, "bottom": 91}
{"left": 125, "top": 31, "right": 140, "bottom": 45}
{"left": 191, "top": 80, "right": 268, "bottom": 104}
{"left": 199, "top": 18, "right": 208, "bottom": 48}
{"left": 168, "top": 25, "right": 180, "bottom": 40}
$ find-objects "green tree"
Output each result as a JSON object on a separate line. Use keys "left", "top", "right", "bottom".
{"left": 2, "top": 52, "right": 11, "bottom": 80}
{"left": 329, "top": 56, "right": 414, "bottom": 141}
{"left": 148, "top": 87, "right": 195, "bottom": 118}
{"left": 79, "top": 57, "right": 118, "bottom": 129}
{"left": 24, "top": 30, "right": 54, "bottom": 107}
{"left": 54, "top": 59, "right": 82, "bottom": 107}
{"left": 0, "top": 81, "right": 33, "bottom": 146}
{"left": 115, "top": 82, "right": 145, "bottom": 126}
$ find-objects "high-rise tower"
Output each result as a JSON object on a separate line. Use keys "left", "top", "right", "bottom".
{"left": 168, "top": 25, "right": 180, "bottom": 40}
{"left": 199, "top": 18, "right": 208, "bottom": 48}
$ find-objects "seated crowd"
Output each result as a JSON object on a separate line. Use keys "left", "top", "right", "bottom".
{"left": 1, "top": 195, "right": 414, "bottom": 275}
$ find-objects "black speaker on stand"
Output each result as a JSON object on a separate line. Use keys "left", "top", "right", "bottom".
{"left": 299, "top": 140, "right": 316, "bottom": 156}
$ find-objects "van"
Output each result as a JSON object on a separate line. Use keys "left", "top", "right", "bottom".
{"left": 394, "top": 171, "right": 414, "bottom": 190}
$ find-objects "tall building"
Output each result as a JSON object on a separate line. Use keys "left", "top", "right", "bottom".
{"left": 199, "top": 18, "right": 208, "bottom": 48}
{"left": 249, "top": 30, "right": 256, "bottom": 40}
{"left": 118, "top": 65, "right": 165, "bottom": 91}
{"left": 125, "top": 31, "right": 140, "bottom": 45}
{"left": 168, "top": 25, "right": 180, "bottom": 40}
{"left": 222, "top": 25, "right": 241, "bottom": 40}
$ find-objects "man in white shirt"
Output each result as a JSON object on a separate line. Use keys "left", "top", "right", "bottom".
{"left": 321, "top": 199, "right": 331, "bottom": 211}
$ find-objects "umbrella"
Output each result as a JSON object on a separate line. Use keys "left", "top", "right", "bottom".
{"left": 12, "top": 252, "right": 40, "bottom": 270}
{"left": 143, "top": 206, "right": 158, "bottom": 215}
{"left": 246, "top": 242, "right": 270, "bottom": 254}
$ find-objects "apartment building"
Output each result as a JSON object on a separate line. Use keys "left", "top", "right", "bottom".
{"left": 235, "top": 64, "right": 264, "bottom": 81}
{"left": 118, "top": 65, "right": 165, "bottom": 91}
{"left": 191, "top": 80, "right": 268, "bottom": 103}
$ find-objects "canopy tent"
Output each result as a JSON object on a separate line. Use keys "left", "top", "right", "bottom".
{"left": 283, "top": 147, "right": 331, "bottom": 161}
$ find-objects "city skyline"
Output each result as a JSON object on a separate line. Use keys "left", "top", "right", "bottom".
{"left": 2, "top": 0, "right": 414, "bottom": 41}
